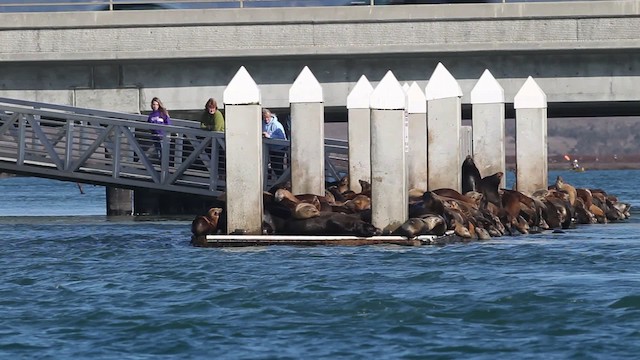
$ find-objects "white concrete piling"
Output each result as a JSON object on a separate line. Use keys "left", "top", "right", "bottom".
{"left": 514, "top": 76, "right": 548, "bottom": 194}
{"left": 346, "top": 75, "right": 374, "bottom": 193}
{"left": 460, "top": 125, "right": 472, "bottom": 165}
{"left": 470, "top": 69, "right": 506, "bottom": 185}
{"left": 425, "top": 63, "right": 463, "bottom": 192}
{"left": 405, "top": 82, "right": 428, "bottom": 192}
{"left": 370, "top": 71, "right": 408, "bottom": 233}
{"left": 289, "top": 66, "right": 325, "bottom": 196}
{"left": 223, "top": 66, "right": 263, "bottom": 234}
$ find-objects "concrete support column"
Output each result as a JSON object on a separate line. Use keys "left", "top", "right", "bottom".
{"left": 460, "top": 125, "right": 472, "bottom": 165}
{"left": 405, "top": 82, "right": 428, "bottom": 191}
{"left": 289, "top": 66, "right": 324, "bottom": 196}
{"left": 370, "top": 71, "right": 407, "bottom": 233}
{"left": 223, "top": 66, "right": 263, "bottom": 234}
{"left": 346, "top": 75, "right": 373, "bottom": 193}
{"left": 425, "top": 63, "right": 463, "bottom": 192}
{"left": 106, "top": 186, "right": 133, "bottom": 216}
{"left": 514, "top": 76, "right": 548, "bottom": 195}
{"left": 471, "top": 69, "right": 506, "bottom": 184}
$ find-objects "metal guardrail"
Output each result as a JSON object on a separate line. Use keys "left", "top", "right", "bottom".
{"left": 1, "top": 0, "right": 573, "bottom": 12}
{"left": 0, "top": 0, "right": 385, "bottom": 12}
{"left": 0, "top": 98, "right": 348, "bottom": 196}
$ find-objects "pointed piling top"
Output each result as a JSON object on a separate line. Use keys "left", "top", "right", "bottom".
{"left": 223, "top": 66, "right": 261, "bottom": 105}
{"left": 402, "top": 82, "right": 410, "bottom": 93}
{"left": 470, "top": 69, "right": 504, "bottom": 104}
{"left": 370, "top": 70, "right": 405, "bottom": 110}
{"left": 514, "top": 76, "right": 547, "bottom": 109}
{"left": 346, "top": 75, "right": 374, "bottom": 109}
{"left": 406, "top": 82, "right": 426, "bottom": 114}
{"left": 289, "top": 66, "right": 323, "bottom": 104}
{"left": 425, "top": 63, "right": 463, "bottom": 101}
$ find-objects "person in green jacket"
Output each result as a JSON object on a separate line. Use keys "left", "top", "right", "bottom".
{"left": 200, "top": 98, "right": 225, "bottom": 132}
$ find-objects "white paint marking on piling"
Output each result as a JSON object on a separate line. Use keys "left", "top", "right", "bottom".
{"left": 424, "top": 63, "right": 463, "bottom": 101}
{"left": 347, "top": 75, "right": 374, "bottom": 109}
{"left": 370, "top": 71, "right": 405, "bottom": 110}
{"left": 514, "top": 76, "right": 547, "bottom": 109}
{"left": 223, "top": 66, "right": 261, "bottom": 105}
{"left": 470, "top": 69, "right": 504, "bottom": 105}
{"left": 289, "top": 66, "right": 323, "bottom": 104}
{"left": 406, "top": 82, "right": 426, "bottom": 114}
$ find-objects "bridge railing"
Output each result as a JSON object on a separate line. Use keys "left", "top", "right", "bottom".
{"left": 0, "top": 98, "right": 348, "bottom": 196}
{"left": 0, "top": 0, "right": 386, "bottom": 12}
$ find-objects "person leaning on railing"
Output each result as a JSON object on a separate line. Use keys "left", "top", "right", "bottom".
{"left": 200, "top": 98, "right": 225, "bottom": 132}
{"left": 262, "top": 108, "right": 287, "bottom": 177}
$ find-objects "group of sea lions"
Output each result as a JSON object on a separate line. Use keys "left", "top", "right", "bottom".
{"left": 190, "top": 155, "right": 631, "bottom": 245}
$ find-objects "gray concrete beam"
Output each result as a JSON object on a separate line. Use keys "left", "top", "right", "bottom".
{"left": 1, "top": 1, "right": 640, "bottom": 113}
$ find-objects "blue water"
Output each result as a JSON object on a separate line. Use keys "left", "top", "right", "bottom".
{"left": 1, "top": 171, "right": 640, "bottom": 359}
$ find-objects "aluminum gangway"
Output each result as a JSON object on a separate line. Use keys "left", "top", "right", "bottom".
{"left": 0, "top": 97, "right": 348, "bottom": 197}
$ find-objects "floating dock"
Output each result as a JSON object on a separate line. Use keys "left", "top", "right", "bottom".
{"left": 192, "top": 231, "right": 464, "bottom": 248}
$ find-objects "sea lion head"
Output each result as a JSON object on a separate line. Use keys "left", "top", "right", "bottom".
{"left": 275, "top": 188, "right": 300, "bottom": 204}
{"left": 293, "top": 203, "right": 320, "bottom": 219}
{"left": 421, "top": 215, "right": 447, "bottom": 236}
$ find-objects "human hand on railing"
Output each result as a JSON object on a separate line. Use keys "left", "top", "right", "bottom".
{"left": 262, "top": 132, "right": 270, "bottom": 138}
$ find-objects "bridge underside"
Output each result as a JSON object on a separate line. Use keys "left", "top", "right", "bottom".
{"left": 1, "top": 51, "right": 639, "bottom": 118}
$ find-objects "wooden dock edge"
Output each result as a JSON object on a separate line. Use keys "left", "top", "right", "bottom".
{"left": 192, "top": 231, "right": 466, "bottom": 248}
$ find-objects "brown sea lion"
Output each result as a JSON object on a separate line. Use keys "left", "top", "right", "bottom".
{"left": 433, "top": 188, "right": 478, "bottom": 207}
{"left": 478, "top": 172, "right": 503, "bottom": 208}
{"left": 555, "top": 176, "right": 577, "bottom": 206}
{"left": 461, "top": 155, "right": 482, "bottom": 194}
{"left": 190, "top": 207, "right": 223, "bottom": 237}
{"left": 293, "top": 202, "right": 320, "bottom": 220}
{"left": 281, "top": 212, "right": 382, "bottom": 237}
{"left": 358, "top": 179, "right": 372, "bottom": 196}
{"left": 345, "top": 194, "right": 371, "bottom": 212}
{"left": 394, "top": 215, "right": 447, "bottom": 237}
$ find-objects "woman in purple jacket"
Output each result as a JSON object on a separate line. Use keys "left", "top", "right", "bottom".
{"left": 146, "top": 97, "right": 171, "bottom": 160}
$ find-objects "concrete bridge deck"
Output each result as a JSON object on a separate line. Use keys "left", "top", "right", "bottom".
{"left": 0, "top": 1, "right": 639, "bottom": 117}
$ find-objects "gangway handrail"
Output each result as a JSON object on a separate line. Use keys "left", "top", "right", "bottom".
{"left": 0, "top": 97, "right": 199, "bottom": 128}
{"left": 0, "top": 98, "right": 349, "bottom": 198}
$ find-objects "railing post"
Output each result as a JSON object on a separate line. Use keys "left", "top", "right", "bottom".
{"left": 514, "top": 76, "right": 548, "bottom": 194}
{"left": 113, "top": 127, "right": 121, "bottom": 179}
{"left": 289, "top": 66, "right": 325, "bottom": 196}
{"left": 209, "top": 134, "right": 220, "bottom": 191}
{"left": 223, "top": 66, "right": 263, "bottom": 235}
{"left": 65, "top": 119, "right": 74, "bottom": 172}
{"left": 161, "top": 133, "right": 169, "bottom": 183}
{"left": 370, "top": 71, "right": 407, "bottom": 234}
{"left": 471, "top": 69, "right": 506, "bottom": 185}
{"left": 346, "top": 75, "right": 373, "bottom": 193}
{"left": 425, "top": 62, "right": 463, "bottom": 192}
{"left": 17, "top": 115, "right": 26, "bottom": 165}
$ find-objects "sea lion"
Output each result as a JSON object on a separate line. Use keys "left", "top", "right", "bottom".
{"left": 478, "top": 172, "right": 503, "bottom": 208}
{"left": 394, "top": 215, "right": 446, "bottom": 237}
{"left": 293, "top": 202, "right": 320, "bottom": 219}
{"left": 461, "top": 155, "right": 482, "bottom": 194}
{"left": 190, "top": 207, "right": 223, "bottom": 237}
{"left": 345, "top": 194, "right": 371, "bottom": 212}
{"left": 281, "top": 212, "right": 382, "bottom": 237}
{"left": 555, "top": 176, "right": 577, "bottom": 206}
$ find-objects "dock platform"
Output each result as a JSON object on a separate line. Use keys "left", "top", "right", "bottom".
{"left": 192, "top": 232, "right": 464, "bottom": 248}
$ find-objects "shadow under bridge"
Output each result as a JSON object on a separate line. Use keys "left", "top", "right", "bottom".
{"left": 0, "top": 97, "right": 348, "bottom": 197}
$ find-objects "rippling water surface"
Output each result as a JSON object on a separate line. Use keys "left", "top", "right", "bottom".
{"left": 1, "top": 171, "right": 640, "bottom": 359}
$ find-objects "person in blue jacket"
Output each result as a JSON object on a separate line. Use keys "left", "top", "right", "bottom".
{"left": 262, "top": 108, "right": 287, "bottom": 177}
{"left": 146, "top": 97, "right": 171, "bottom": 160}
